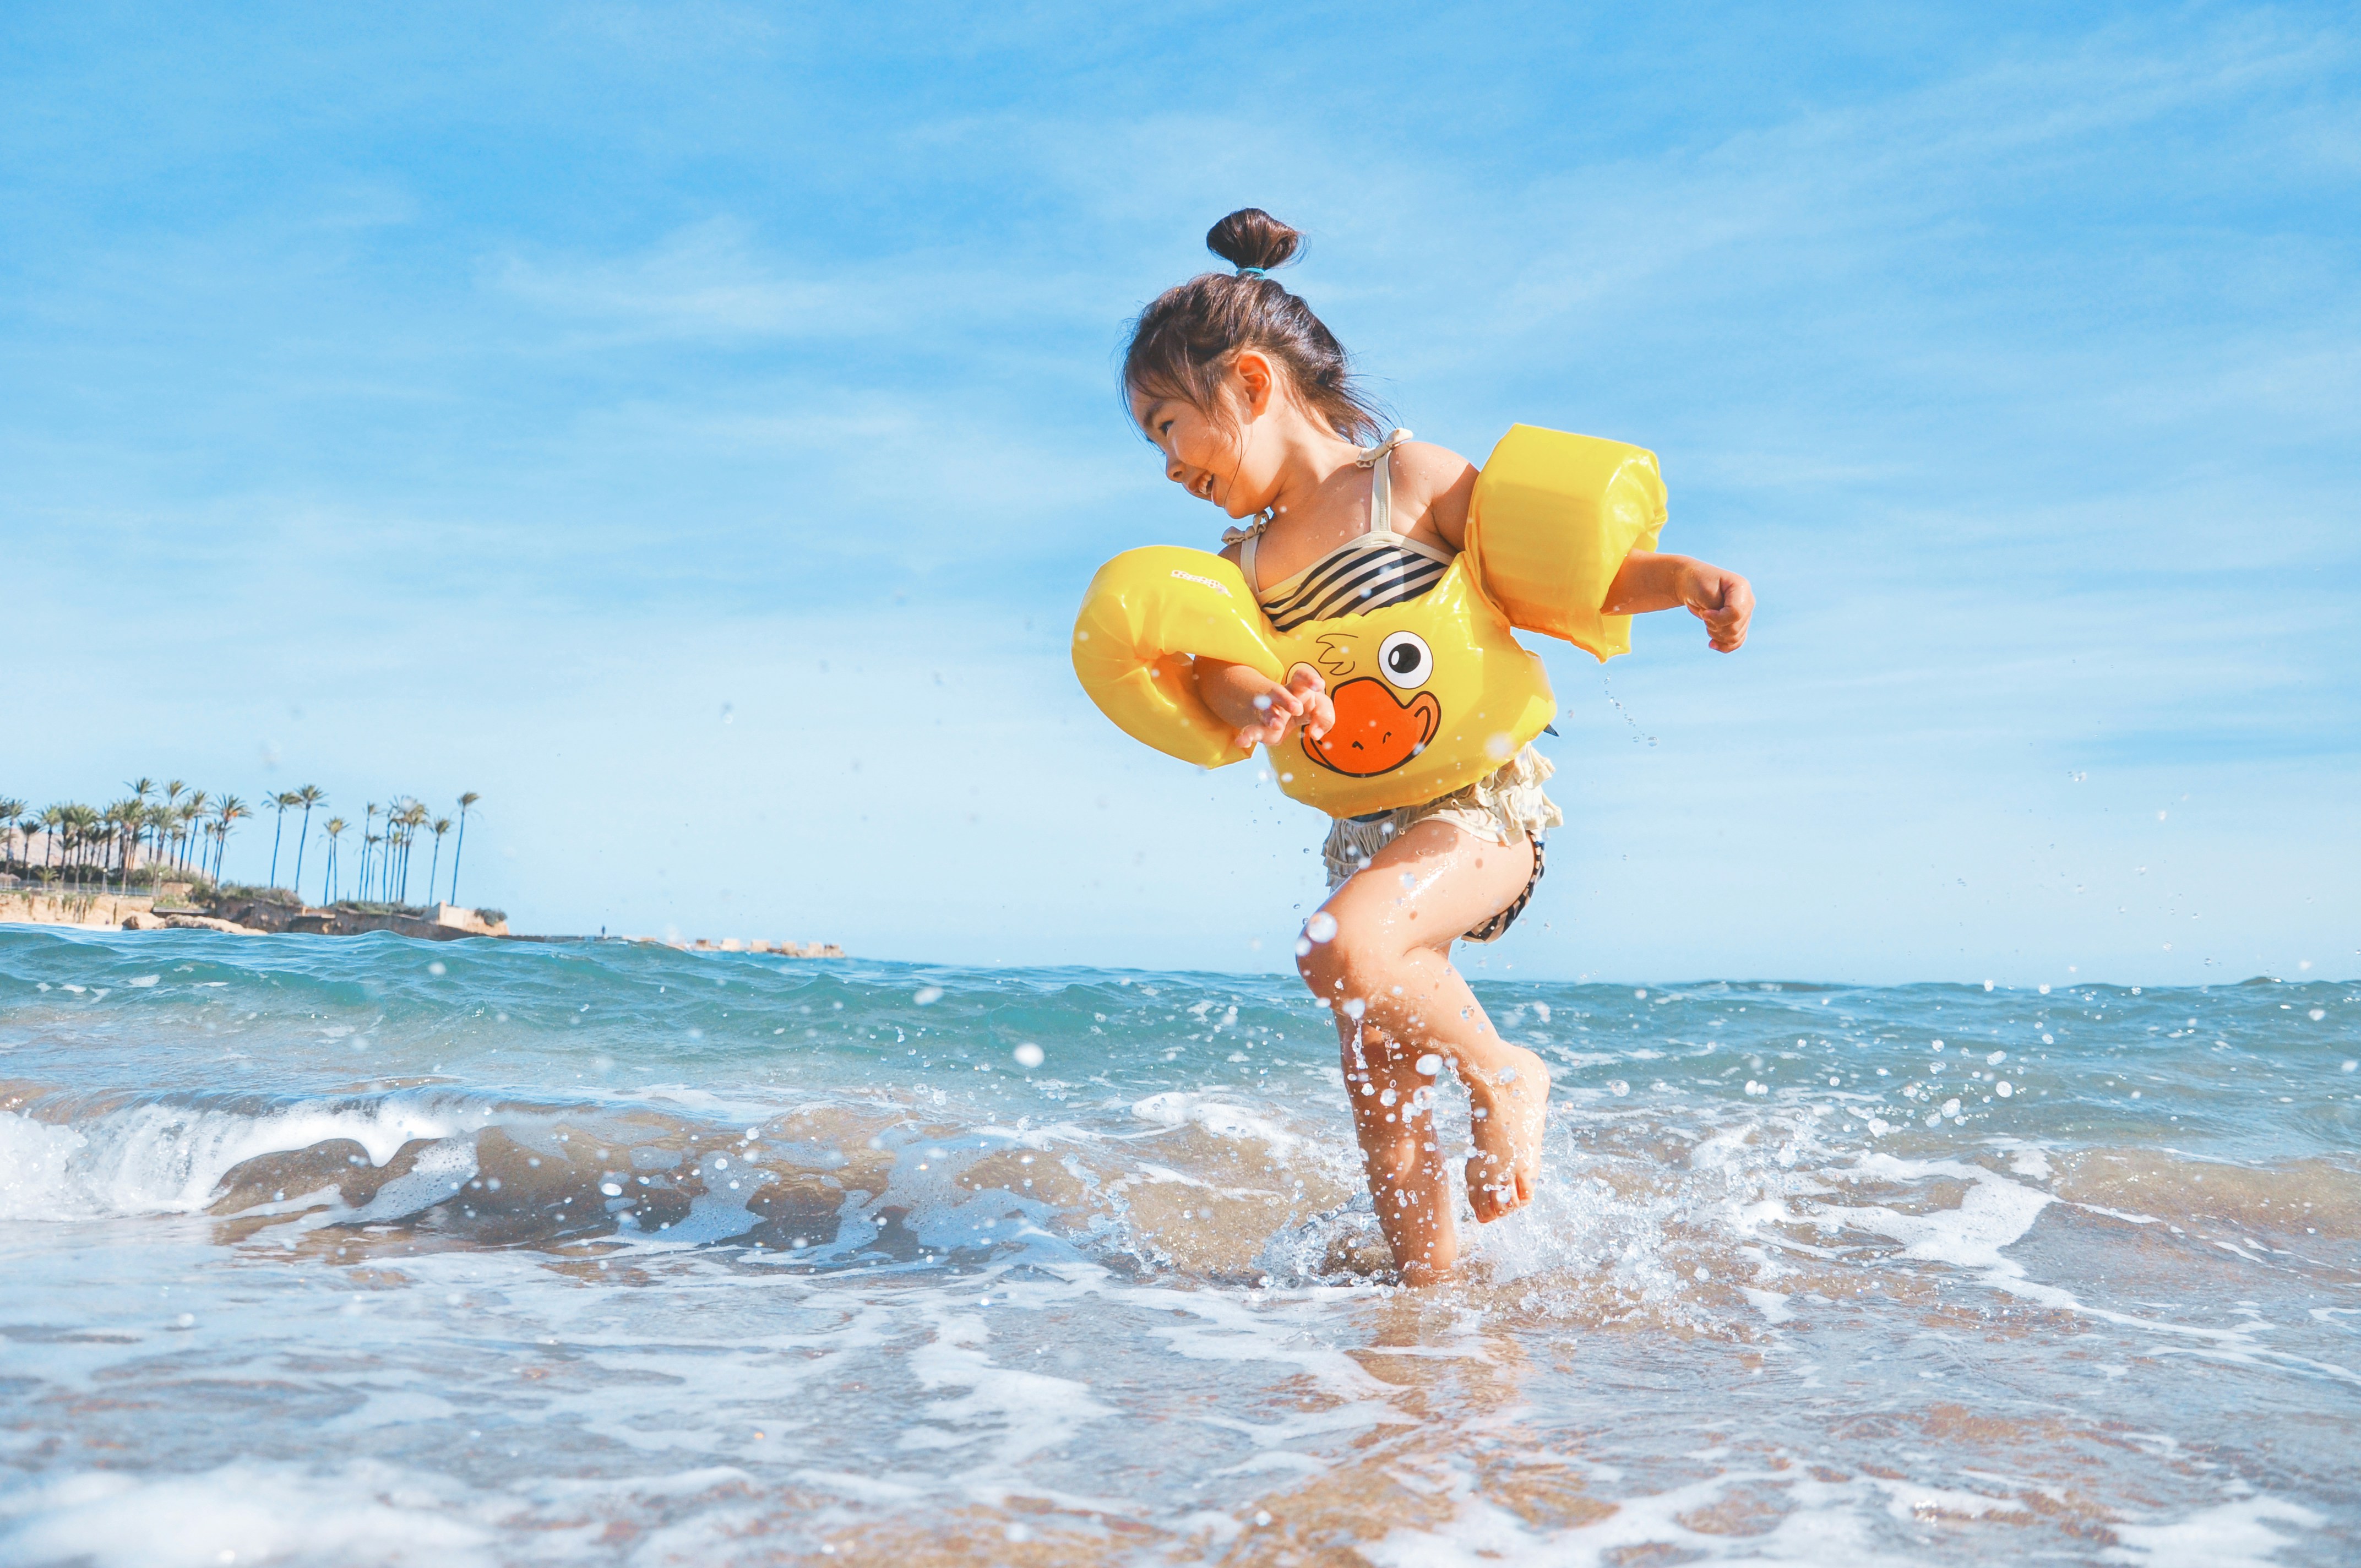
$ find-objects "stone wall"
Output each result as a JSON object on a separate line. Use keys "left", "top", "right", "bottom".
{"left": 0, "top": 890, "right": 158, "bottom": 929}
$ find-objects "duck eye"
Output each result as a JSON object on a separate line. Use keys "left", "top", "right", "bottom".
{"left": 1378, "top": 630, "right": 1433, "bottom": 689}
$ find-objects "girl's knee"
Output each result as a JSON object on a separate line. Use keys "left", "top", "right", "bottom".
{"left": 1296, "top": 939, "right": 1343, "bottom": 998}
{"left": 1296, "top": 910, "right": 1391, "bottom": 1000}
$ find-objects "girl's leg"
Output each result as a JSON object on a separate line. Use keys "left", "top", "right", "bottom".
{"left": 1298, "top": 819, "right": 1551, "bottom": 1284}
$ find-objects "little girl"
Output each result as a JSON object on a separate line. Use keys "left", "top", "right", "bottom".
{"left": 1122, "top": 210, "right": 1754, "bottom": 1285}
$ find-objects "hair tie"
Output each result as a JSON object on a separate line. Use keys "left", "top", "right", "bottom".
{"left": 1236, "top": 266, "right": 1267, "bottom": 279}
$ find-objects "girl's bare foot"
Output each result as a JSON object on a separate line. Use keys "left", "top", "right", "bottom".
{"left": 1465, "top": 1044, "right": 1549, "bottom": 1222}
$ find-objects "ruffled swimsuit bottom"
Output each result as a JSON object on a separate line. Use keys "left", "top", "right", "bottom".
{"left": 1318, "top": 744, "right": 1561, "bottom": 943}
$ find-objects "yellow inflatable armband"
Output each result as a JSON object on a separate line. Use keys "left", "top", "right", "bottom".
{"left": 1465, "top": 424, "right": 1666, "bottom": 661}
{"left": 1070, "top": 547, "right": 1286, "bottom": 770}
{"left": 1073, "top": 424, "right": 1666, "bottom": 817}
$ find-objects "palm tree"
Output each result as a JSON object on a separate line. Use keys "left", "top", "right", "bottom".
{"left": 384, "top": 798, "right": 407, "bottom": 903}
{"left": 138, "top": 803, "right": 168, "bottom": 888}
{"left": 393, "top": 799, "right": 429, "bottom": 905}
{"left": 210, "top": 796, "right": 247, "bottom": 884}
{"left": 61, "top": 804, "right": 100, "bottom": 891}
{"left": 39, "top": 804, "right": 67, "bottom": 887}
{"left": 179, "top": 791, "right": 209, "bottom": 872}
{"left": 104, "top": 798, "right": 143, "bottom": 887}
{"left": 14, "top": 816, "right": 38, "bottom": 879}
{"left": 320, "top": 816, "right": 348, "bottom": 903}
{"left": 222, "top": 798, "right": 248, "bottom": 883}
{"left": 156, "top": 780, "right": 186, "bottom": 875}
{"left": 171, "top": 802, "right": 198, "bottom": 875}
{"left": 52, "top": 806, "right": 75, "bottom": 891}
{"left": 425, "top": 817, "right": 453, "bottom": 910}
{"left": 287, "top": 785, "right": 324, "bottom": 902}
{"left": 41, "top": 805, "right": 66, "bottom": 889}
{"left": 0, "top": 798, "right": 24, "bottom": 870}
{"left": 123, "top": 780, "right": 157, "bottom": 883}
{"left": 449, "top": 791, "right": 481, "bottom": 906}
{"left": 266, "top": 791, "right": 295, "bottom": 889}
{"left": 358, "top": 804, "right": 378, "bottom": 901}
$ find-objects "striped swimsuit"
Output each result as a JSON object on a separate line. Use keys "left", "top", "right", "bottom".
{"left": 1225, "top": 431, "right": 1554, "bottom": 943}
{"left": 1226, "top": 431, "right": 1454, "bottom": 631}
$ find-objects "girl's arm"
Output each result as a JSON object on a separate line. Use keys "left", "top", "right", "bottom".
{"left": 1202, "top": 537, "right": 1334, "bottom": 749}
{"left": 1603, "top": 552, "right": 1754, "bottom": 652}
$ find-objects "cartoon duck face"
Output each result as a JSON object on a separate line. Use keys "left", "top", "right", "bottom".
{"left": 1299, "top": 630, "right": 1440, "bottom": 777}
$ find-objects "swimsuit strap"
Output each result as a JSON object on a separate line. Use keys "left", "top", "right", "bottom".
{"left": 1353, "top": 429, "right": 1413, "bottom": 538}
{"left": 1223, "top": 429, "right": 1413, "bottom": 595}
{"left": 1353, "top": 429, "right": 1414, "bottom": 470}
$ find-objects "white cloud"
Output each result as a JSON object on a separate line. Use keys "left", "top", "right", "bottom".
{"left": 491, "top": 218, "right": 882, "bottom": 341}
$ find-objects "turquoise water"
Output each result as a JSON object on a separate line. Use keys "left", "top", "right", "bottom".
{"left": 1, "top": 927, "right": 2355, "bottom": 1566}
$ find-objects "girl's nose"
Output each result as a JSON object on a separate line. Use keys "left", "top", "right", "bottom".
{"left": 1166, "top": 456, "right": 1188, "bottom": 484}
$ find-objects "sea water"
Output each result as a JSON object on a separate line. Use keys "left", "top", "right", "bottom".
{"left": 0, "top": 928, "right": 2354, "bottom": 1567}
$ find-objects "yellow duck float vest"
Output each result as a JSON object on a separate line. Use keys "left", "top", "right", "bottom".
{"left": 1073, "top": 424, "right": 1667, "bottom": 818}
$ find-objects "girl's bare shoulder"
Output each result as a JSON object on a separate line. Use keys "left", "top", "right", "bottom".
{"left": 1394, "top": 439, "right": 1481, "bottom": 543}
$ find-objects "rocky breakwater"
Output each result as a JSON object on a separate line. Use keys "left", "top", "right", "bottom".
{"left": 674, "top": 937, "right": 844, "bottom": 957}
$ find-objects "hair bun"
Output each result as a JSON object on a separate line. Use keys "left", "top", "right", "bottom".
{"left": 1206, "top": 208, "right": 1302, "bottom": 273}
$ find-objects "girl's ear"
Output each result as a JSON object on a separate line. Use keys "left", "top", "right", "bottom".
{"left": 1232, "top": 349, "right": 1276, "bottom": 417}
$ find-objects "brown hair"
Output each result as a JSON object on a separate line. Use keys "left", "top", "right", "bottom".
{"left": 1122, "top": 208, "right": 1383, "bottom": 444}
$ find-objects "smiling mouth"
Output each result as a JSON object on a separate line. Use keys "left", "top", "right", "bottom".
{"left": 1192, "top": 473, "right": 1216, "bottom": 502}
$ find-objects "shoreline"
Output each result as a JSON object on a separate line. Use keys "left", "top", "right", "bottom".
{"left": 0, "top": 890, "right": 841, "bottom": 956}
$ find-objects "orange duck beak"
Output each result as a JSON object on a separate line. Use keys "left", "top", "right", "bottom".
{"left": 1301, "top": 678, "right": 1441, "bottom": 777}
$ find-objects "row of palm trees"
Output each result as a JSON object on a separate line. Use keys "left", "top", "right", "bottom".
{"left": 1, "top": 780, "right": 482, "bottom": 910}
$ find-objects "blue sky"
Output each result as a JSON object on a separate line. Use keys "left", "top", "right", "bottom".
{"left": 4, "top": 1, "right": 2355, "bottom": 983}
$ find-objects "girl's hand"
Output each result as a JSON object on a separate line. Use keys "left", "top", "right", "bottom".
{"left": 1603, "top": 551, "right": 1755, "bottom": 651}
{"left": 1230, "top": 664, "right": 1332, "bottom": 752}
{"left": 1195, "top": 658, "right": 1332, "bottom": 752}
{"left": 1678, "top": 563, "right": 1754, "bottom": 652}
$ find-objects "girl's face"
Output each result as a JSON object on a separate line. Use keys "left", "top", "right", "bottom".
{"left": 1130, "top": 354, "right": 1282, "bottom": 520}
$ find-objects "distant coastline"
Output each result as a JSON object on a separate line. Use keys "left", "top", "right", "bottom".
{"left": 0, "top": 885, "right": 508, "bottom": 940}
{"left": 4, "top": 779, "right": 841, "bottom": 955}
{"left": 0, "top": 888, "right": 841, "bottom": 956}
{"left": 4, "top": 780, "right": 485, "bottom": 913}
{"left": 0, "top": 892, "right": 840, "bottom": 954}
